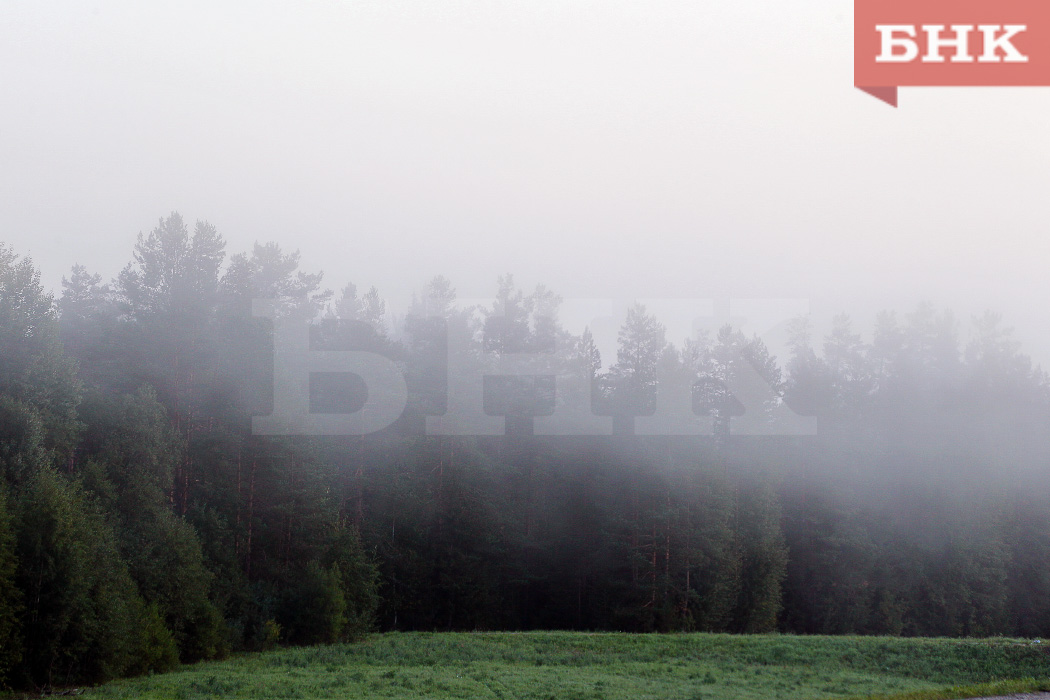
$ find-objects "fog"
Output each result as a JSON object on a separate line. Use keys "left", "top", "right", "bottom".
{"left": 3, "top": 2, "right": 1050, "bottom": 687}
{"left": 3, "top": 0, "right": 1049, "bottom": 363}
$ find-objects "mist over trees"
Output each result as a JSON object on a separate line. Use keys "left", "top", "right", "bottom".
{"left": 2, "top": 213, "right": 1050, "bottom": 689}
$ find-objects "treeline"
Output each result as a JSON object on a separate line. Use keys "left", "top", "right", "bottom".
{"left": 1, "top": 212, "right": 1050, "bottom": 689}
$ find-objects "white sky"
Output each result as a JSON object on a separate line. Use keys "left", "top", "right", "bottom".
{"left": 2, "top": 1, "right": 1049, "bottom": 364}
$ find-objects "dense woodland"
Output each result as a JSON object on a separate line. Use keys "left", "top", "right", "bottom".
{"left": 2, "top": 213, "right": 1050, "bottom": 690}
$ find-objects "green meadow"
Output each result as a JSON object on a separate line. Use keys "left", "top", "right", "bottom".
{"left": 72, "top": 632, "right": 1050, "bottom": 700}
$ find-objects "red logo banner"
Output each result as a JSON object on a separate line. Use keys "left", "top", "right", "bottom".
{"left": 854, "top": 0, "right": 1050, "bottom": 106}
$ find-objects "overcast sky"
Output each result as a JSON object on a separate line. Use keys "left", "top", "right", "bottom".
{"left": 2, "top": 1, "right": 1049, "bottom": 363}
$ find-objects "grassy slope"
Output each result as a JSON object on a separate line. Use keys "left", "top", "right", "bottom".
{"left": 75, "top": 632, "right": 1050, "bottom": 700}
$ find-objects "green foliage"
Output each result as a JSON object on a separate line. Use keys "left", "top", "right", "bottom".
{"left": 6, "top": 226, "right": 1050, "bottom": 692}
{"left": 0, "top": 245, "right": 82, "bottom": 457}
{"left": 78, "top": 387, "right": 181, "bottom": 509}
{"left": 734, "top": 481, "right": 788, "bottom": 633}
{"left": 279, "top": 561, "right": 348, "bottom": 645}
{"left": 179, "top": 595, "right": 231, "bottom": 663}
{"left": 324, "top": 526, "right": 379, "bottom": 641}
{"left": 260, "top": 619, "right": 282, "bottom": 650}
{"left": 78, "top": 387, "right": 227, "bottom": 663}
{"left": 136, "top": 603, "right": 179, "bottom": 675}
{"left": 131, "top": 511, "right": 227, "bottom": 662}
{"left": 0, "top": 395, "right": 47, "bottom": 483}
{"left": 14, "top": 467, "right": 146, "bottom": 685}
{"left": 0, "top": 484, "right": 22, "bottom": 688}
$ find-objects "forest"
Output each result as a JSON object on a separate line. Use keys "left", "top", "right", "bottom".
{"left": 1, "top": 212, "right": 1049, "bottom": 691}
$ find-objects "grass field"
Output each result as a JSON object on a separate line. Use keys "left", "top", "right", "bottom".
{"left": 71, "top": 632, "right": 1050, "bottom": 700}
